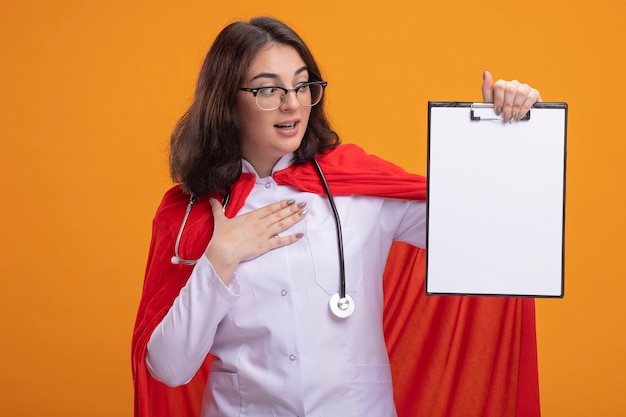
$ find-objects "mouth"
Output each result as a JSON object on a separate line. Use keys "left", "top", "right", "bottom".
{"left": 274, "top": 120, "right": 299, "bottom": 130}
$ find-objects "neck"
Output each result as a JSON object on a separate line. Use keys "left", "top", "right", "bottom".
{"left": 246, "top": 160, "right": 275, "bottom": 178}
{"left": 242, "top": 153, "right": 294, "bottom": 179}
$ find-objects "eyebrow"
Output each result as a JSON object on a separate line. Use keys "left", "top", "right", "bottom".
{"left": 250, "top": 66, "right": 309, "bottom": 82}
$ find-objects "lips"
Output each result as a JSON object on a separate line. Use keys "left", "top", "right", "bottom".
{"left": 275, "top": 119, "right": 299, "bottom": 130}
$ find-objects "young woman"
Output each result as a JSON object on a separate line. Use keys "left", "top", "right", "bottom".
{"left": 132, "top": 16, "right": 541, "bottom": 417}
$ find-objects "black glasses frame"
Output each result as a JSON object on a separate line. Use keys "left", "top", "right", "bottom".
{"left": 239, "top": 81, "right": 328, "bottom": 110}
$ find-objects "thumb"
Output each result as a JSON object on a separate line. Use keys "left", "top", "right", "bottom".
{"left": 481, "top": 69, "right": 494, "bottom": 103}
{"left": 210, "top": 198, "right": 225, "bottom": 220}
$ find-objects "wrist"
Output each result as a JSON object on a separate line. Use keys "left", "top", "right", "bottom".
{"left": 205, "top": 244, "right": 239, "bottom": 286}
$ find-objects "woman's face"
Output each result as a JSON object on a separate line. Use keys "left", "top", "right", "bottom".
{"left": 237, "top": 43, "right": 312, "bottom": 177}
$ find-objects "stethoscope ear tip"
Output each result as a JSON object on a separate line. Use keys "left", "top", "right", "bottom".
{"left": 171, "top": 256, "right": 180, "bottom": 265}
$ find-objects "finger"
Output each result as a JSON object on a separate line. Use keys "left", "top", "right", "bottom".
{"left": 266, "top": 232, "right": 305, "bottom": 250}
{"left": 492, "top": 79, "right": 506, "bottom": 116}
{"left": 516, "top": 88, "right": 542, "bottom": 121}
{"left": 511, "top": 83, "right": 531, "bottom": 121}
{"left": 501, "top": 80, "right": 521, "bottom": 123}
{"left": 266, "top": 203, "right": 308, "bottom": 236}
{"left": 262, "top": 200, "right": 306, "bottom": 226}
{"left": 210, "top": 198, "right": 225, "bottom": 220}
{"left": 481, "top": 69, "right": 494, "bottom": 103}
{"left": 256, "top": 199, "right": 297, "bottom": 219}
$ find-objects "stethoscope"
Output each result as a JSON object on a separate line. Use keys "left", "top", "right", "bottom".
{"left": 171, "top": 159, "right": 355, "bottom": 319}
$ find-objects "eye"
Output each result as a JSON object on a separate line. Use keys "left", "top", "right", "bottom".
{"left": 295, "top": 83, "right": 310, "bottom": 93}
{"left": 258, "top": 87, "right": 279, "bottom": 97}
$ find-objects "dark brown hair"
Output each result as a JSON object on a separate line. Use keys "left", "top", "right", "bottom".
{"left": 169, "top": 16, "right": 340, "bottom": 197}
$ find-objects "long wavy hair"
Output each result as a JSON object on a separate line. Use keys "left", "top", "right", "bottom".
{"left": 169, "top": 16, "right": 340, "bottom": 197}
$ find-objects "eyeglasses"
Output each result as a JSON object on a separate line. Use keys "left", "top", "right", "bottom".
{"left": 239, "top": 81, "right": 327, "bottom": 111}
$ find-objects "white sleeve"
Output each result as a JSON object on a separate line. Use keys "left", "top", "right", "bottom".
{"left": 145, "top": 255, "right": 241, "bottom": 387}
{"left": 381, "top": 199, "right": 427, "bottom": 248}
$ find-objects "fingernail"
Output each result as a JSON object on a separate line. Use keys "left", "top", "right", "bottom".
{"left": 503, "top": 112, "right": 510, "bottom": 122}
{"left": 297, "top": 202, "right": 306, "bottom": 209}
{"left": 299, "top": 210, "right": 308, "bottom": 217}
{"left": 287, "top": 199, "right": 295, "bottom": 205}
{"left": 495, "top": 107, "right": 502, "bottom": 116}
{"left": 295, "top": 233, "right": 304, "bottom": 239}
{"left": 511, "top": 112, "right": 517, "bottom": 123}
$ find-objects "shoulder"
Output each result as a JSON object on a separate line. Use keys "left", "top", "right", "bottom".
{"left": 318, "top": 143, "right": 405, "bottom": 173}
{"left": 152, "top": 185, "right": 218, "bottom": 236}
{"left": 153, "top": 185, "right": 191, "bottom": 224}
{"left": 319, "top": 143, "right": 368, "bottom": 161}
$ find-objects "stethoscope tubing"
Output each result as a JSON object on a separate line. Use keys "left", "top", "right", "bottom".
{"left": 171, "top": 196, "right": 199, "bottom": 266}
{"left": 171, "top": 158, "right": 351, "bottom": 317}
{"left": 310, "top": 159, "right": 347, "bottom": 299}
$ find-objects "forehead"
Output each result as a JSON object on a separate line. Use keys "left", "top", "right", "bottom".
{"left": 246, "top": 43, "right": 308, "bottom": 80}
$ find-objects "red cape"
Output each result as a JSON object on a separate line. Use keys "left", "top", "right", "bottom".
{"left": 131, "top": 144, "right": 540, "bottom": 417}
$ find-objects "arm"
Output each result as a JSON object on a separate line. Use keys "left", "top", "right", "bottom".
{"left": 383, "top": 199, "right": 427, "bottom": 249}
{"left": 146, "top": 256, "right": 240, "bottom": 386}
{"left": 146, "top": 198, "right": 308, "bottom": 386}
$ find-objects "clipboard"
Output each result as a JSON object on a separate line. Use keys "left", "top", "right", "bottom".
{"left": 425, "top": 102, "right": 567, "bottom": 297}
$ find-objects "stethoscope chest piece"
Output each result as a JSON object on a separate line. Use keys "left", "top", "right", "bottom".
{"left": 329, "top": 293, "right": 355, "bottom": 319}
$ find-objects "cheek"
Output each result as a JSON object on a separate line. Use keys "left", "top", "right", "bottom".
{"left": 237, "top": 102, "right": 265, "bottom": 134}
{"left": 302, "top": 107, "right": 313, "bottom": 127}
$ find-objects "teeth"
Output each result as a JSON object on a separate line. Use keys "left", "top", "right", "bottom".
{"left": 277, "top": 122, "right": 296, "bottom": 128}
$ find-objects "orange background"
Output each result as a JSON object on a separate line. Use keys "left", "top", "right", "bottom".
{"left": 1, "top": 1, "right": 624, "bottom": 416}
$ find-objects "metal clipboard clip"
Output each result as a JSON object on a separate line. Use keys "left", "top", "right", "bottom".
{"left": 470, "top": 103, "right": 531, "bottom": 121}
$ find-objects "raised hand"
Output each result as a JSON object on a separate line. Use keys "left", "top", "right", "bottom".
{"left": 481, "top": 70, "right": 542, "bottom": 123}
{"left": 205, "top": 198, "right": 307, "bottom": 284}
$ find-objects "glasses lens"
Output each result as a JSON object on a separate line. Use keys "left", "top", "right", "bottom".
{"left": 256, "top": 87, "right": 282, "bottom": 111}
{"left": 297, "top": 83, "right": 323, "bottom": 107}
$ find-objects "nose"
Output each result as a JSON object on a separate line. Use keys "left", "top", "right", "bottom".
{"left": 279, "top": 90, "right": 299, "bottom": 110}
